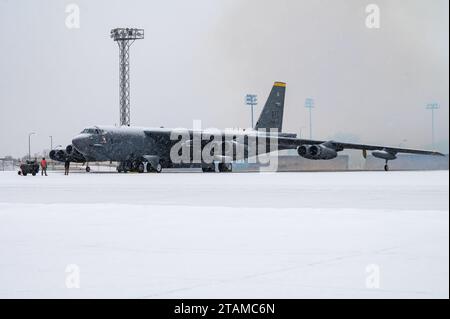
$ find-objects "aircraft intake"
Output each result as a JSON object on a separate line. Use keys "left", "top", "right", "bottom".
{"left": 66, "top": 145, "right": 73, "bottom": 154}
{"left": 49, "top": 150, "right": 57, "bottom": 161}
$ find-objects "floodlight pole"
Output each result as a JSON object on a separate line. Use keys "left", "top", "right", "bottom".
{"left": 245, "top": 94, "right": 257, "bottom": 128}
{"left": 111, "top": 28, "right": 144, "bottom": 126}
{"left": 49, "top": 135, "right": 53, "bottom": 169}
{"left": 28, "top": 132, "right": 35, "bottom": 160}
{"left": 305, "top": 98, "right": 314, "bottom": 139}
{"left": 426, "top": 103, "right": 440, "bottom": 149}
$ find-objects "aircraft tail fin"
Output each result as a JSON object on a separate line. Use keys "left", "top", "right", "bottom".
{"left": 254, "top": 82, "right": 286, "bottom": 132}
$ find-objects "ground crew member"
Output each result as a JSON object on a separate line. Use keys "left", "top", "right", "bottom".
{"left": 64, "top": 160, "right": 70, "bottom": 175}
{"left": 40, "top": 157, "right": 48, "bottom": 176}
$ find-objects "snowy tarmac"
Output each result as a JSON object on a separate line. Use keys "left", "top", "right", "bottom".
{"left": 0, "top": 170, "right": 448, "bottom": 298}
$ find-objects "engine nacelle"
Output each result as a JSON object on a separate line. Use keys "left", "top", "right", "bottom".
{"left": 55, "top": 150, "right": 67, "bottom": 162}
{"left": 49, "top": 150, "right": 57, "bottom": 161}
{"left": 49, "top": 145, "right": 86, "bottom": 163}
{"left": 372, "top": 150, "right": 397, "bottom": 161}
{"left": 66, "top": 144, "right": 74, "bottom": 154}
{"left": 297, "top": 143, "right": 338, "bottom": 160}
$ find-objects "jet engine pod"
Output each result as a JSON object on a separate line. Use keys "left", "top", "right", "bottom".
{"left": 66, "top": 144, "right": 73, "bottom": 154}
{"left": 297, "top": 143, "right": 338, "bottom": 160}
{"left": 56, "top": 150, "right": 67, "bottom": 162}
{"left": 297, "top": 145, "right": 309, "bottom": 157}
{"left": 311, "top": 144, "right": 338, "bottom": 160}
{"left": 70, "top": 148, "right": 86, "bottom": 163}
{"left": 49, "top": 150, "right": 57, "bottom": 161}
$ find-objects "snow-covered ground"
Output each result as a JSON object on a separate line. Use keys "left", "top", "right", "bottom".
{"left": 0, "top": 170, "right": 448, "bottom": 299}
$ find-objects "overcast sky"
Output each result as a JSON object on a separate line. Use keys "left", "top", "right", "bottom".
{"left": 0, "top": 0, "right": 448, "bottom": 157}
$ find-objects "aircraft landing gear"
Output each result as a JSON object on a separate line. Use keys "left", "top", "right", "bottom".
{"left": 384, "top": 160, "right": 389, "bottom": 172}
{"left": 117, "top": 159, "right": 163, "bottom": 174}
{"left": 146, "top": 161, "right": 162, "bottom": 173}
{"left": 117, "top": 161, "right": 131, "bottom": 173}
{"left": 218, "top": 163, "right": 232, "bottom": 173}
{"left": 86, "top": 166, "right": 91, "bottom": 173}
{"left": 201, "top": 165, "right": 215, "bottom": 173}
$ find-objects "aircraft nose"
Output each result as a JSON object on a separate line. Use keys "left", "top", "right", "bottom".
{"left": 72, "top": 134, "right": 89, "bottom": 153}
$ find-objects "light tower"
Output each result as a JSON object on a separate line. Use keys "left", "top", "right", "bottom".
{"left": 426, "top": 103, "right": 440, "bottom": 149}
{"left": 305, "top": 98, "right": 315, "bottom": 139}
{"left": 245, "top": 94, "right": 258, "bottom": 128}
{"left": 111, "top": 28, "right": 144, "bottom": 126}
{"left": 28, "top": 132, "right": 35, "bottom": 160}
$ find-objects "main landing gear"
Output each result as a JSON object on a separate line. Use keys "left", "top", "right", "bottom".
{"left": 201, "top": 163, "right": 232, "bottom": 173}
{"left": 201, "top": 165, "right": 215, "bottom": 173}
{"left": 146, "top": 162, "right": 162, "bottom": 173}
{"left": 218, "top": 163, "right": 232, "bottom": 173}
{"left": 384, "top": 160, "right": 389, "bottom": 172}
{"left": 117, "top": 159, "right": 162, "bottom": 173}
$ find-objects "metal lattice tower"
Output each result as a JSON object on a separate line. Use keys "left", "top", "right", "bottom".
{"left": 111, "top": 28, "right": 144, "bottom": 126}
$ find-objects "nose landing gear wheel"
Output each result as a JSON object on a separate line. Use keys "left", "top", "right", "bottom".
{"left": 384, "top": 161, "right": 389, "bottom": 171}
{"left": 86, "top": 166, "right": 91, "bottom": 173}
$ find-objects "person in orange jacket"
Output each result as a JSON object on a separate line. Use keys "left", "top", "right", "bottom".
{"left": 40, "top": 157, "right": 48, "bottom": 176}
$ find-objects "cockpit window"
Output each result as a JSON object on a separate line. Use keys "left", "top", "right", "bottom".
{"left": 81, "top": 128, "right": 102, "bottom": 134}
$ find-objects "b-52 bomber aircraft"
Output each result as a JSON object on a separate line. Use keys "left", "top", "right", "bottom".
{"left": 50, "top": 82, "right": 443, "bottom": 173}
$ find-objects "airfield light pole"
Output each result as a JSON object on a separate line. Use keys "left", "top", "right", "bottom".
{"left": 110, "top": 28, "right": 144, "bottom": 127}
{"left": 245, "top": 94, "right": 258, "bottom": 128}
{"left": 426, "top": 103, "right": 440, "bottom": 149}
{"left": 299, "top": 126, "right": 306, "bottom": 139}
{"left": 28, "top": 132, "right": 35, "bottom": 160}
{"left": 305, "top": 98, "right": 315, "bottom": 139}
{"left": 49, "top": 136, "right": 53, "bottom": 169}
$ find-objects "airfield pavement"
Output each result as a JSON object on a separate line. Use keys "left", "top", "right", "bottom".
{"left": 0, "top": 170, "right": 448, "bottom": 298}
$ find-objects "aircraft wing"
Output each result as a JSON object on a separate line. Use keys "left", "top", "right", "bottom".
{"left": 330, "top": 141, "right": 444, "bottom": 156}
{"left": 278, "top": 137, "right": 445, "bottom": 156}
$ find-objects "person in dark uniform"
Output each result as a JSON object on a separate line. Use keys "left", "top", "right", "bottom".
{"left": 64, "top": 160, "right": 70, "bottom": 175}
